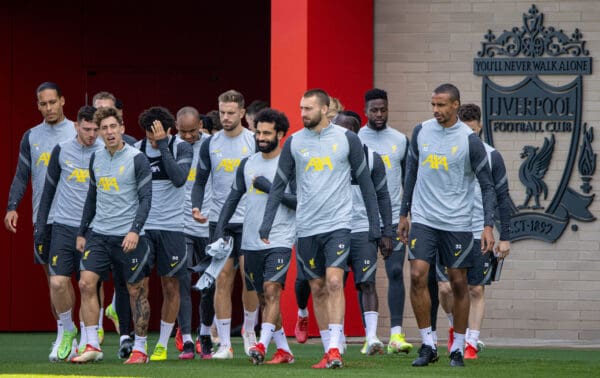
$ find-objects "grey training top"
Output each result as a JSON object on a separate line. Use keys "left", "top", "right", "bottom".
{"left": 260, "top": 123, "right": 381, "bottom": 240}
{"left": 191, "top": 128, "right": 256, "bottom": 223}
{"left": 78, "top": 143, "right": 152, "bottom": 237}
{"left": 36, "top": 137, "right": 104, "bottom": 230}
{"left": 217, "top": 153, "right": 296, "bottom": 250}
{"left": 179, "top": 134, "right": 212, "bottom": 238}
{"left": 352, "top": 145, "right": 393, "bottom": 238}
{"left": 7, "top": 119, "right": 76, "bottom": 223}
{"left": 358, "top": 125, "right": 408, "bottom": 225}
{"left": 472, "top": 142, "right": 511, "bottom": 240}
{"left": 400, "top": 118, "right": 496, "bottom": 231}
{"left": 135, "top": 136, "right": 192, "bottom": 232}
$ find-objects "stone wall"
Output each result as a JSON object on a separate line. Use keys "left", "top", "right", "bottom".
{"left": 374, "top": 0, "right": 600, "bottom": 342}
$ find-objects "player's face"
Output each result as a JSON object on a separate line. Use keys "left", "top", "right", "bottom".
{"left": 93, "top": 98, "right": 115, "bottom": 108}
{"left": 300, "top": 96, "right": 327, "bottom": 129}
{"left": 177, "top": 113, "right": 201, "bottom": 144}
{"left": 366, "top": 98, "right": 388, "bottom": 130}
{"left": 99, "top": 116, "right": 124, "bottom": 150}
{"left": 334, "top": 114, "right": 360, "bottom": 134}
{"left": 255, "top": 121, "right": 280, "bottom": 153}
{"left": 37, "top": 89, "right": 65, "bottom": 125}
{"left": 245, "top": 113, "right": 256, "bottom": 132}
{"left": 431, "top": 92, "right": 459, "bottom": 127}
{"left": 76, "top": 120, "right": 99, "bottom": 147}
{"left": 219, "top": 101, "right": 245, "bottom": 131}
{"left": 464, "top": 119, "right": 482, "bottom": 135}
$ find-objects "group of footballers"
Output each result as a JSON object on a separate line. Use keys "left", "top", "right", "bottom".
{"left": 4, "top": 80, "right": 510, "bottom": 369}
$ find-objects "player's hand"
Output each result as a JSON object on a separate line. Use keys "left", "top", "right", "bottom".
{"left": 76, "top": 236, "right": 86, "bottom": 253}
{"left": 397, "top": 216, "right": 410, "bottom": 245}
{"left": 261, "top": 238, "right": 270, "bottom": 245}
{"left": 151, "top": 120, "right": 168, "bottom": 141}
{"left": 253, "top": 176, "right": 272, "bottom": 193}
{"left": 481, "top": 226, "right": 495, "bottom": 252}
{"left": 494, "top": 240, "right": 510, "bottom": 259}
{"left": 4, "top": 210, "right": 18, "bottom": 233}
{"left": 379, "top": 236, "right": 393, "bottom": 259}
{"left": 122, "top": 232, "right": 139, "bottom": 253}
{"left": 192, "top": 208, "right": 208, "bottom": 223}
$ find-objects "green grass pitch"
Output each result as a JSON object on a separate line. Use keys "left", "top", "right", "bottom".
{"left": 0, "top": 333, "right": 597, "bottom": 377}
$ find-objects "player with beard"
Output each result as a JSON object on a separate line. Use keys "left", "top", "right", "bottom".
{"left": 357, "top": 88, "right": 413, "bottom": 354}
{"left": 260, "top": 89, "right": 380, "bottom": 369}
{"left": 214, "top": 109, "right": 297, "bottom": 365}
{"left": 192, "top": 90, "right": 258, "bottom": 359}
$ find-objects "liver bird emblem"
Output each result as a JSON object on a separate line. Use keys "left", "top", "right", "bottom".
{"left": 518, "top": 134, "right": 555, "bottom": 210}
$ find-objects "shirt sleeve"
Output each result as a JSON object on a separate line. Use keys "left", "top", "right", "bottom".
{"left": 130, "top": 153, "right": 153, "bottom": 234}
{"left": 36, "top": 144, "right": 62, "bottom": 229}
{"left": 491, "top": 150, "right": 512, "bottom": 240}
{"left": 400, "top": 124, "right": 422, "bottom": 217}
{"left": 347, "top": 131, "right": 381, "bottom": 241}
{"left": 214, "top": 157, "right": 247, "bottom": 240}
{"left": 156, "top": 137, "right": 192, "bottom": 188}
{"left": 191, "top": 136, "right": 212, "bottom": 211}
{"left": 372, "top": 151, "right": 393, "bottom": 238}
{"left": 7, "top": 130, "right": 32, "bottom": 211}
{"left": 259, "top": 136, "right": 295, "bottom": 240}
{"left": 78, "top": 153, "right": 98, "bottom": 237}
{"left": 469, "top": 134, "right": 497, "bottom": 228}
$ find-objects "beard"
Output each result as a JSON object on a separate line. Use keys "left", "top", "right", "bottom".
{"left": 303, "top": 114, "right": 321, "bottom": 129}
{"left": 257, "top": 138, "right": 278, "bottom": 153}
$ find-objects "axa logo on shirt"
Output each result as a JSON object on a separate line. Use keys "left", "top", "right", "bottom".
{"left": 216, "top": 158, "right": 240, "bottom": 172}
{"left": 36, "top": 152, "right": 51, "bottom": 166}
{"left": 422, "top": 153, "right": 449, "bottom": 171}
{"left": 305, "top": 156, "right": 333, "bottom": 172}
{"left": 97, "top": 177, "right": 120, "bottom": 192}
{"left": 67, "top": 168, "right": 90, "bottom": 183}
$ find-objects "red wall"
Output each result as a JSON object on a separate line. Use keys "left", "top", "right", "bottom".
{"left": 272, "top": 0, "right": 374, "bottom": 337}
{"left": 1, "top": 0, "right": 270, "bottom": 331}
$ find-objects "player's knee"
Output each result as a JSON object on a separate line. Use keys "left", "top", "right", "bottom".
{"left": 438, "top": 281, "right": 452, "bottom": 297}
{"left": 50, "top": 276, "right": 68, "bottom": 293}
{"left": 410, "top": 268, "right": 427, "bottom": 288}
{"left": 358, "top": 281, "right": 376, "bottom": 295}
{"left": 469, "top": 285, "right": 484, "bottom": 300}
{"left": 263, "top": 283, "right": 280, "bottom": 303}
{"left": 78, "top": 276, "right": 97, "bottom": 296}
{"left": 387, "top": 265, "right": 404, "bottom": 282}
{"left": 326, "top": 275, "right": 343, "bottom": 292}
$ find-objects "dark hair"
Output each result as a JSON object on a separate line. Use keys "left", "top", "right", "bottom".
{"left": 335, "top": 110, "right": 362, "bottom": 133}
{"left": 200, "top": 114, "right": 213, "bottom": 133}
{"left": 94, "top": 106, "right": 122, "bottom": 126}
{"left": 433, "top": 83, "right": 461, "bottom": 103}
{"left": 206, "top": 110, "right": 222, "bottom": 131}
{"left": 218, "top": 89, "right": 245, "bottom": 108}
{"left": 92, "top": 91, "right": 116, "bottom": 106}
{"left": 458, "top": 103, "right": 481, "bottom": 123}
{"left": 77, "top": 105, "right": 97, "bottom": 123}
{"left": 138, "top": 106, "right": 176, "bottom": 132}
{"left": 246, "top": 100, "right": 268, "bottom": 116}
{"left": 115, "top": 98, "right": 123, "bottom": 110}
{"left": 254, "top": 108, "right": 290, "bottom": 135}
{"left": 303, "top": 88, "right": 330, "bottom": 107}
{"left": 364, "top": 88, "right": 388, "bottom": 103}
{"left": 36, "top": 82, "right": 62, "bottom": 98}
